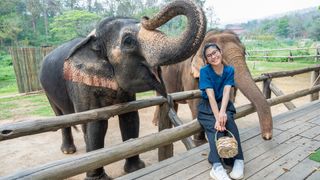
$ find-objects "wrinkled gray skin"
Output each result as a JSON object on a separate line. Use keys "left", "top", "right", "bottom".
{"left": 153, "top": 29, "right": 273, "bottom": 142}
{"left": 39, "top": 1, "right": 206, "bottom": 179}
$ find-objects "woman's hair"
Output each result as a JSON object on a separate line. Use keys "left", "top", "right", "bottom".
{"left": 202, "top": 43, "right": 221, "bottom": 64}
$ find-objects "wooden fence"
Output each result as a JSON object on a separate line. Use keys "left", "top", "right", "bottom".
{"left": 8, "top": 47, "right": 55, "bottom": 93}
{"left": 246, "top": 47, "right": 320, "bottom": 62}
{"left": 0, "top": 65, "right": 320, "bottom": 179}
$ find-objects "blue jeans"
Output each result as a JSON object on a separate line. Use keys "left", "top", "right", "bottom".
{"left": 197, "top": 99, "right": 244, "bottom": 164}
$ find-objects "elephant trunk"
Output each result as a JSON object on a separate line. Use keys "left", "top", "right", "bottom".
{"left": 138, "top": 0, "right": 206, "bottom": 67}
{"left": 223, "top": 43, "right": 273, "bottom": 140}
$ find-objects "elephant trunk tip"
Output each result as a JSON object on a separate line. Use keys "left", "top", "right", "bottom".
{"left": 262, "top": 132, "right": 272, "bottom": 140}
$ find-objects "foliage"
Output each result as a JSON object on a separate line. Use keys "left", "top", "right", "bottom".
{"left": 308, "top": 18, "right": 320, "bottom": 41}
{"left": 50, "top": 10, "right": 100, "bottom": 43}
{"left": 275, "top": 17, "right": 289, "bottom": 38}
{"left": 242, "top": 7, "right": 320, "bottom": 41}
{"left": 0, "top": 51, "right": 17, "bottom": 95}
{"left": 0, "top": 0, "right": 221, "bottom": 48}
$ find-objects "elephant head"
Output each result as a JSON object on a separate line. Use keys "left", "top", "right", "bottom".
{"left": 193, "top": 30, "right": 273, "bottom": 140}
{"left": 63, "top": 0, "right": 206, "bottom": 96}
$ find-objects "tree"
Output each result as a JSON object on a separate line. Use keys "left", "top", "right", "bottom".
{"left": 0, "top": 14, "right": 22, "bottom": 46}
{"left": 308, "top": 17, "right": 320, "bottom": 41}
{"left": 50, "top": 10, "right": 100, "bottom": 43}
{"left": 276, "top": 17, "right": 289, "bottom": 38}
{"left": 288, "top": 15, "right": 305, "bottom": 39}
{"left": 26, "top": 0, "right": 42, "bottom": 33}
{"left": 0, "top": 0, "right": 25, "bottom": 46}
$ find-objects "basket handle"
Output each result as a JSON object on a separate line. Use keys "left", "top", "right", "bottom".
{"left": 215, "top": 129, "right": 236, "bottom": 142}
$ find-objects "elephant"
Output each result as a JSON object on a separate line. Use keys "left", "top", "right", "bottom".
{"left": 39, "top": 0, "right": 206, "bottom": 179}
{"left": 153, "top": 29, "right": 273, "bottom": 141}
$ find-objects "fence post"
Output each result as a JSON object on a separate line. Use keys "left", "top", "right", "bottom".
{"left": 288, "top": 50, "right": 293, "bottom": 62}
{"left": 264, "top": 51, "right": 268, "bottom": 61}
{"left": 315, "top": 47, "right": 320, "bottom": 62}
{"left": 310, "top": 70, "right": 320, "bottom": 101}
{"left": 263, "top": 78, "right": 272, "bottom": 99}
{"left": 158, "top": 102, "right": 173, "bottom": 161}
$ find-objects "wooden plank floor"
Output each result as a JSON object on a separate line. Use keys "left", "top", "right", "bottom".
{"left": 117, "top": 100, "right": 320, "bottom": 180}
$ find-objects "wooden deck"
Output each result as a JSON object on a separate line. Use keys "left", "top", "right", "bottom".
{"left": 118, "top": 100, "right": 320, "bottom": 180}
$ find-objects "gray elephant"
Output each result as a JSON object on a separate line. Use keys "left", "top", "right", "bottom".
{"left": 39, "top": 1, "right": 206, "bottom": 179}
{"left": 153, "top": 29, "right": 273, "bottom": 141}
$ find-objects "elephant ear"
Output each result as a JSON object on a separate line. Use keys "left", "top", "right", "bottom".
{"left": 63, "top": 36, "right": 119, "bottom": 90}
{"left": 191, "top": 51, "right": 205, "bottom": 78}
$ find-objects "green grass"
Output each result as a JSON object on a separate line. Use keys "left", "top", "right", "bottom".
{"left": 0, "top": 94, "right": 54, "bottom": 120}
{"left": 137, "top": 91, "right": 156, "bottom": 99}
{"left": 0, "top": 55, "right": 18, "bottom": 96}
{"left": 246, "top": 61, "right": 317, "bottom": 77}
{"left": 309, "top": 148, "right": 320, "bottom": 163}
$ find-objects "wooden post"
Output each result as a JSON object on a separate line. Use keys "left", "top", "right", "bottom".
{"left": 8, "top": 47, "right": 24, "bottom": 93}
{"left": 315, "top": 47, "right": 320, "bottom": 62}
{"left": 288, "top": 50, "right": 293, "bottom": 62}
{"left": 167, "top": 109, "right": 195, "bottom": 150}
{"left": 158, "top": 102, "right": 173, "bottom": 161}
{"left": 264, "top": 51, "right": 268, "bottom": 61}
{"left": 263, "top": 78, "right": 272, "bottom": 99}
{"left": 269, "top": 82, "right": 296, "bottom": 110}
{"left": 310, "top": 70, "right": 320, "bottom": 101}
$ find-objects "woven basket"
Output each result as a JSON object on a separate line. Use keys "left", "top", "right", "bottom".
{"left": 215, "top": 129, "right": 238, "bottom": 158}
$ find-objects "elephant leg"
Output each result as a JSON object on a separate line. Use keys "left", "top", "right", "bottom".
{"left": 60, "top": 127, "right": 76, "bottom": 154}
{"left": 118, "top": 111, "right": 145, "bottom": 173}
{"left": 47, "top": 98, "right": 76, "bottom": 154}
{"left": 152, "top": 105, "right": 160, "bottom": 126}
{"left": 229, "top": 87, "right": 237, "bottom": 103}
{"left": 188, "top": 99, "right": 207, "bottom": 146}
{"left": 152, "top": 102, "right": 178, "bottom": 126}
{"left": 84, "top": 120, "right": 109, "bottom": 180}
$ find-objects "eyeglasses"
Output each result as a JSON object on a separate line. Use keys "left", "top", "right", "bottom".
{"left": 206, "top": 50, "right": 220, "bottom": 59}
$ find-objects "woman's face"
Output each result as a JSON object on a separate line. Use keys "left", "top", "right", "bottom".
{"left": 205, "top": 47, "right": 222, "bottom": 66}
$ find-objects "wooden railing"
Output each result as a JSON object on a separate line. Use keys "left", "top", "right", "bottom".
{"left": 246, "top": 47, "right": 320, "bottom": 62}
{"left": 1, "top": 65, "right": 320, "bottom": 179}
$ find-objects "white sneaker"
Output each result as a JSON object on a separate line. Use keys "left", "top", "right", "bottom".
{"left": 229, "top": 159, "right": 244, "bottom": 179}
{"left": 210, "top": 165, "right": 231, "bottom": 180}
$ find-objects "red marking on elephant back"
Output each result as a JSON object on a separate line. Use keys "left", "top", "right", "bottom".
{"left": 63, "top": 60, "right": 118, "bottom": 90}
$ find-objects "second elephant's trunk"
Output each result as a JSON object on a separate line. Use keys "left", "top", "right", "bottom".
{"left": 223, "top": 43, "right": 273, "bottom": 140}
{"left": 138, "top": 0, "right": 206, "bottom": 67}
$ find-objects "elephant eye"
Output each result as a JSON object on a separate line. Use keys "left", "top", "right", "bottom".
{"left": 122, "top": 35, "right": 137, "bottom": 50}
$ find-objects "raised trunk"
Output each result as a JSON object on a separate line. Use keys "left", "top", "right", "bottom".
{"left": 138, "top": 0, "right": 206, "bottom": 67}
{"left": 223, "top": 43, "right": 273, "bottom": 140}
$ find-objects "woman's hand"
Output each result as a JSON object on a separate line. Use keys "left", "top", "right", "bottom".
{"left": 218, "top": 111, "right": 227, "bottom": 131}
{"left": 214, "top": 121, "right": 223, "bottom": 131}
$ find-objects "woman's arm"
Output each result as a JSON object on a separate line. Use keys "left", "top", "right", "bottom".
{"left": 205, "top": 88, "right": 223, "bottom": 131}
{"left": 219, "top": 85, "right": 232, "bottom": 129}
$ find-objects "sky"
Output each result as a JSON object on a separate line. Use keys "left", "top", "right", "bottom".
{"left": 207, "top": 0, "right": 320, "bottom": 25}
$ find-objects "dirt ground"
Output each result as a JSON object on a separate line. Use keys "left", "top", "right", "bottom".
{"left": 0, "top": 73, "right": 315, "bottom": 179}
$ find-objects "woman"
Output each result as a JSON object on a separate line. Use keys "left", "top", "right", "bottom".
{"left": 197, "top": 43, "right": 244, "bottom": 180}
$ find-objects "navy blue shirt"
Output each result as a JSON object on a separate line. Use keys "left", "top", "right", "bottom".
{"left": 199, "top": 65, "right": 235, "bottom": 102}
